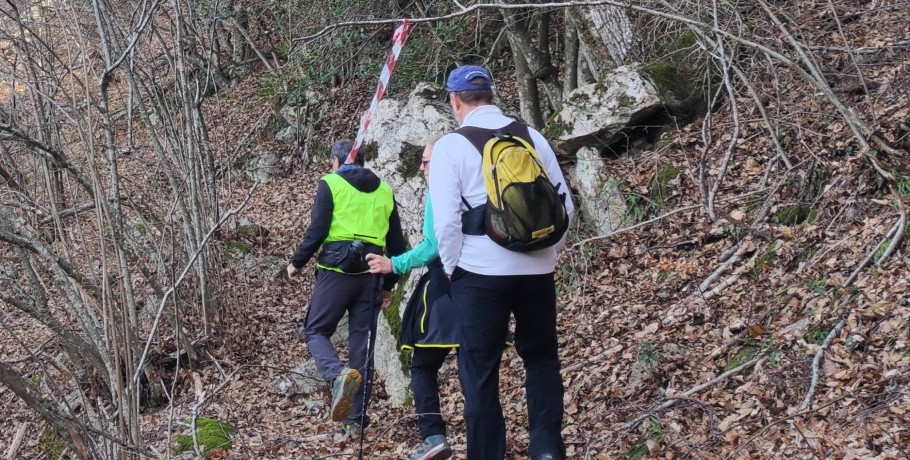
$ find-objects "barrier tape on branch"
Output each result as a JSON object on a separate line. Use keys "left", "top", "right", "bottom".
{"left": 347, "top": 19, "right": 411, "bottom": 164}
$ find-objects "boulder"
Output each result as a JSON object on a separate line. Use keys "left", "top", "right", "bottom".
{"left": 544, "top": 65, "right": 663, "bottom": 154}
{"left": 276, "top": 125, "right": 298, "bottom": 144}
{"left": 567, "top": 147, "right": 626, "bottom": 235}
{"left": 363, "top": 82, "right": 457, "bottom": 405}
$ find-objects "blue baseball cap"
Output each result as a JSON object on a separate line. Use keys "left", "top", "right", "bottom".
{"left": 445, "top": 65, "right": 493, "bottom": 93}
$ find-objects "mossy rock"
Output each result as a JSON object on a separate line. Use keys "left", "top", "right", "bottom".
{"left": 222, "top": 240, "right": 252, "bottom": 262}
{"left": 175, "top": 416, "right": 237, "bottom": 458}
{"left": 383, "top": 271, "right": 412, "bottom": 374}
{"left": 396, "top": 143, "right": 425, "bottom": 180}
{"left": 40, "top": 424, "right": 67, "bottom": 460}
{"left": 643, "top": 30, "right": 712, "bottom": 118}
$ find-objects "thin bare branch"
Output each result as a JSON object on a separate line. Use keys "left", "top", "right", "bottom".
{"left": 133, "top": 182, "right": 259, "bottom": 386}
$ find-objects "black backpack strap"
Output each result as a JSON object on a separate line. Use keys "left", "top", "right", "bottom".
{"left": 455, "top": 121, "right": 534, "bottom": 153}
{"left": 454, "top": 125, "right": 495, "bottom": 154}
{"left": 502, "top": 121, "right": 531, "bottom": 144}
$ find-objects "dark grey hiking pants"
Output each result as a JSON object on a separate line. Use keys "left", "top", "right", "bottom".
{"left": 303, "top": 269, "right": 380, "bottom": 425}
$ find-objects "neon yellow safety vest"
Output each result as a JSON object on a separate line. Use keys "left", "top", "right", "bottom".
{"left": 321, "top": 172, "right": 394, "bottom": 248}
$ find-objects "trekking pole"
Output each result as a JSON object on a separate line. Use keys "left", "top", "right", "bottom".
{"left": 358, "top": 273, "right": 383, "bottom": 459}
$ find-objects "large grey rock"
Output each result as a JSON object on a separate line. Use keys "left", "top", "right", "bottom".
{"left": 365, "top": 82, "right": 457, "bottom": 405}
{"left": 276, "top": 125, "right": 299, "bottom": 144}
{"left": 568, "top": 147, "right": 626, "bottom": 235}
{"left": 363, "top": 82, "right": 456, "bottom": 243}
{"left": 545, "top": 65, "right": 663, "bottom": 154}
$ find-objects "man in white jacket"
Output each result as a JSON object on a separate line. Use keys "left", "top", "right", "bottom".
{"left": 429, "top": 65, "right": 575, "bottom": 460}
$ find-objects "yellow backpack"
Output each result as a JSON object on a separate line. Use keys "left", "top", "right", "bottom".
{"left": 457, "top": 121, "right": 569, "bottom": 252}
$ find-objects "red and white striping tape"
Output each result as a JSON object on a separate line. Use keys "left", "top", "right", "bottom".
{"left": 347, "top": 19, "right": 412, "bottom": 164}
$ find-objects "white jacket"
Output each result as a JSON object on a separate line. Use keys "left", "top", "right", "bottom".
{"left": 429, "top": 105, "right": 575, "bottom": 276}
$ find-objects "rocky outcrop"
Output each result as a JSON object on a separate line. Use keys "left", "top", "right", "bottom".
{"left": 545, "top": 66, "right": 676, "bottom": 235}
{"left": 545, "top": 65, "right": 663, "bottom": 155}
{"left": 567, "top": 147, "right": 626, "bottom": 235}
{"left": 361, "top": 82, "right": 457, "bottom": 405}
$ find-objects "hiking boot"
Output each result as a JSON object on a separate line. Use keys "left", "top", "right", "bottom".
{"left": 409, "top": 434, "right": 452, "bottom": 460}
{"left": 330, "top": 368, "right": 362, "bottom": 422}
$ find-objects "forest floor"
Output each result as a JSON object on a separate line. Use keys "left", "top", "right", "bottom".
{"left": 3, "top": 2, "right": 910, "bottom": 459}
{"left": 140, "top": 60, "right": 910, "bottom": 459}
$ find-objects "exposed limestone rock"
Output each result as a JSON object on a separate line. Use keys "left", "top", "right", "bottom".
{"left": 267, "top": 360, "right": 327, "bottom": 397}
{"left": 567, "top": 147, "right": 626, "bottom": 235}
{"left": 545, "top": 65, "right": 663, "bottom": 154}
{"left": 363, "top": 82, "right": 457, "bottom": 405}
{"left": 276, "top": 125, "right": 298, "bottom": 144}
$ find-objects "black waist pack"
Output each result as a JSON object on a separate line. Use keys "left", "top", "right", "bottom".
{"left": 317, "top": 240, "right": 382, "bottom": 273}
{"left": 461, "top": 199, "right": 485, "bottom": 236}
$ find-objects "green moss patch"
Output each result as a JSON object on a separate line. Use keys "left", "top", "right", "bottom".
{"left": 222, "top": 240, "right": 252, "bottom": 262}
{"left": 175, "top": 416, "right": 237, "bottom": 458}
{"left": 751, "top": 241, "right": 779, "bottom": 279}
{"left": 384, "top": 271, "right": 411, "bottom": 374}
{"left": 725, "top": 345, "right": 760, "bottom": 372}
{"left": 396, "top": 143, "right": 424, "bottom": 179}
{"left": 649, "top": 163, "right": 680, "bottom": 205}
{"left": 40, "top": 424, "right": 66, "bottom": 460}
{"left": 360, "top": 141, "right": 379, "bottom": 164}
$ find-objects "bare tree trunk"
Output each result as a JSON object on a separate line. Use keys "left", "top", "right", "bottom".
{"left": 509, "top": 33, "right": 545, "bottom": 128}
{"left": 568, "top": 5, "right": 633, "bottom": 69}
{"left": 500, "top": 5, "right": 563, "bottom": 114}
{"left": 0, "top": 362, "right": 94, "bottom": 460}
{"left": 564, "top": 17, "right": 579, "bottom": 95}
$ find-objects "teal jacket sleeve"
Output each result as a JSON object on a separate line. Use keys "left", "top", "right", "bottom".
{"left": 391, "top": 194, "right": 438, "bottom": 275}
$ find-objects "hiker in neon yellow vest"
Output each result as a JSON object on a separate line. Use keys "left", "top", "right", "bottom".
{"left": 286, "top": 139, "right": 406, "bottom": 434}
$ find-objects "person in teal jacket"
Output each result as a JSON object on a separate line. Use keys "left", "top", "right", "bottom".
{"left": 366, "top": 135, "right": 457, "bottom": 460}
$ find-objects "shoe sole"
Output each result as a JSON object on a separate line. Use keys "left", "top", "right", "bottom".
{"left": 330, "top": 370, "right": 362, "bottom": 422}
{"left": 415, "top": 444, "right": 452, "bottom": 460}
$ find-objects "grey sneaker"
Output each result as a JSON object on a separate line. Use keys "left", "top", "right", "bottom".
{"left": 330, "top": 368, "right": 362, "bottom": 422}
{"left": 535, "top": 453, "right": 564, "bottom": 460}
{"left": 409, "top": 434, "right": 452, "bottom": 460}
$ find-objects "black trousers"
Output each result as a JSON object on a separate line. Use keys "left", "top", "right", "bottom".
{"left": 451, "top": 267, "right": 565, "bottom": 460}
{"left": 410, "top": 346, "right": 453, "bottom": 439}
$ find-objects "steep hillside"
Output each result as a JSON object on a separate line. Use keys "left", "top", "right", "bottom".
{"left": 2, "top": 1, "right": 908, "bottom": 459}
